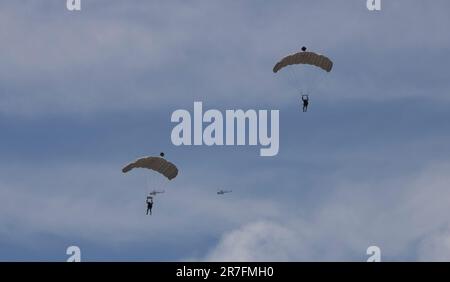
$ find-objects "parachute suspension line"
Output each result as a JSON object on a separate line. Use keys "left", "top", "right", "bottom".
{"left": 150, "top": 174, "right": 161, "bottom": 194}
{"left": 287, "top": 66, "right": 312, "bottom": 96}
{"left": 287, "top": 67, "right": 294, "bottom": 87}
{"left": 302, "top": 69, "right": 311, "bottom": 96}
{"left": 147, "top": 174, "right": 170, "bottom": 195}
{"left": 287, "top": 67, "right": 300, "bottom": 95}
{"left": 146, "top": 173, "right": 152, "bottom": 196}
{"left": 302, "top": 68, "right": 321, "bottom": 97}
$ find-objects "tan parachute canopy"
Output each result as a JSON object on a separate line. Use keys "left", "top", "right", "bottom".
{"left": 273, "top": 50, "right": 333, "bottom": 73}
{"left": 122, "top": 156, "right": 178, "bottom": 180}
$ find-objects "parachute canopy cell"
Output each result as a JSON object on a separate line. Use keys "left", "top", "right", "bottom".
{"left": 273, "top": 51, "right": 333, "bottom": 73}
{"left": 122, "top": 156, "right": 178, "bottom": 180}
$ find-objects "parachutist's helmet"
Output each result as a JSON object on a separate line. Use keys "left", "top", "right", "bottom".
{"left": 301, "top": 46, "right": 307, "bottom": 52}
{"left": 160, "top": 152, "right": 165, "bottom": 157}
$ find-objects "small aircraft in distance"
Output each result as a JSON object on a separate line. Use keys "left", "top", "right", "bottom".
{"left": 217, "top": 190, "right": 232, "bottom": 195}
{"left": 149, "top": 190, "right": 165, "bottom": 196}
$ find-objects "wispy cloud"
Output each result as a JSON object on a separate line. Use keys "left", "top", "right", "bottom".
{"left": 1, "top": 0, "right": 450, "bottom": 261}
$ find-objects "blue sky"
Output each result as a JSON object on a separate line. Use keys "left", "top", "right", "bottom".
{"left": 1, "top": 0, "right": 450, "bottom": 261}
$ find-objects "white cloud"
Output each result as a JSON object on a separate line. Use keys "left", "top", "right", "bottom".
{"left": 201, "top": 162, "right": 450, "bottom": 261}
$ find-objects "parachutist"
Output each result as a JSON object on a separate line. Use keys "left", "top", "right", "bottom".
{"left": 301, "top": 95, "right": 309, "bottom": 112}
{"left": 146, "top": 196, "right": 154, "bottom": 215}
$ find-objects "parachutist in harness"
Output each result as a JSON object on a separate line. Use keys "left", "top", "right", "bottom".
{"left": 122, "top": 154, "right": 178, "bottom": 216}
{"left": 301, "top": 95, "right": 309, "bottom": 112}
{"left": 146, "top": 196, "right": 154, "bottom": 215}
